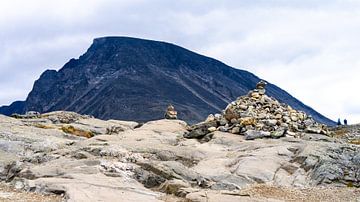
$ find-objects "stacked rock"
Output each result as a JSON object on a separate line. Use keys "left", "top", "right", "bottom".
{"left": 185, "top": 81, "right": 329, "bottom": 140}
{"left": 164, "top": 104, "right": 178, "bottom": 119}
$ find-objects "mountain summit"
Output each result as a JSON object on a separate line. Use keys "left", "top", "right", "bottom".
{"left": 0, "top": 36, "right": 334, "bottom": 125}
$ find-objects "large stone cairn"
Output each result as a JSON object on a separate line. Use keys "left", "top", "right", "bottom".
{"left": 185, "top": 81, "right": 329, "bottom": 140}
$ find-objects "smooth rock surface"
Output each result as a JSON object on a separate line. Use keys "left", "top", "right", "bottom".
{"left": 0, "top": 113, "right": 359, "bottom": 201}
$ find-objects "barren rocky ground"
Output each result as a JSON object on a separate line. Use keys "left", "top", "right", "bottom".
{"left": 0, "top": 182, "right": 62, "bottom": 202}
{"left": 0, "top": 109, "right": 359, "bottom": 201}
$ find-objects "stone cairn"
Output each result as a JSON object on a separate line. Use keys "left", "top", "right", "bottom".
{"left": 185, "top": 81, "right": 329, "bottom": 140}
{"left": 164, "top": 104, "right": 178, "bottom": 119}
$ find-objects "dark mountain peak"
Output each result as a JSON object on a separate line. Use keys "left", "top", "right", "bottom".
{"left": 40, "top": 69, "right": 58, "bottom": 79}
{"left": 0, "top": 36, "right": 335, "bottom": 125}
{"left": 84, "top": 36, "right": 223, "bottom": 72}
{"left": 87, "top": 36, "right": 174, "bottom": 56}
{"left": 91, "top": 36, "right": 177, "bottom": 49}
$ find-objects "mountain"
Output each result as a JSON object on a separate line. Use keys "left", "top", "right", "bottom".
{"left": 0, "top": 36, "right": 335, "bottom": 125}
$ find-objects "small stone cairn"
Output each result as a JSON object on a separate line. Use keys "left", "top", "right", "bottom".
{"left": 185, "top": 81, "right": 329, "bottom": 140}
{"left": 164, "top": 104, "right": 178, "bottom": 120}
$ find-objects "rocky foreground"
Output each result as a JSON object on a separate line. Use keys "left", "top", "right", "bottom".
{"left": 0, "top": 83, "right": 359, "bottom": 201}
{"left": 0, "top": 110, "right": 359, "bottom": 201}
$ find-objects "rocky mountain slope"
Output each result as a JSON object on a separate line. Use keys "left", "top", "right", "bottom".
{"left": 0, "top": 85, "right": 358, "bottom": 201}
{"left": 0, "top": 36, "right": 334, "bottom": 125}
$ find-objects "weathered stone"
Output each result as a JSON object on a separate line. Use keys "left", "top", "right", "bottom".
{"left": 258, "top": 88, "right": 266, "bottom": 95}
{"left": 208, "top": 127, "right": 217, "bottom": 133}
{"left": 214, "top": 114, "right": 222, "bottom": 120}
{"left": 231, "top": 127, "right": 240, "bottom": 134}
{"left": 159, "top": 179, "right": 190, "bottom": 195}
{"left": 305, "top": 126, "right": 322, "bottom": 134}
{"left": 258, "top": 113, "right": 267, "bottom": 119}
{"left": 239, "top": 105, "right": 248, "bottom": 110}
{"left": 291, "top": 115, "right": 299, "bottom": 122}
{"left": 218, "top": 126, "right": 229, "bottom": 132}
{"left": 271, "top": 128, "right": 286, "bottom": 138}
{"left": 286, "top": 131, "right": 297, "bottom": 137}
{"left": 265, "top": 119, "right": 278, "bottom": 127}
{"left": 230, "top": 118, "right": 239, "bottom": 124}
{"left": 219, "top": 118, "right": 228, "bottom": 126}
{"left": 256, "top": 80, "right": 267, "bottom": 89}
{"left": 298, "top": 113, "right": 305, "bottom": 121}
{"left": 185, "top": 121, "right": 217, "bottom": 138}
{"left": 304, "top": 119, "right": 315, "bottom": 127}
{"left": 240, "top": 117, "right": 256, "bottom": 126}
{"left": 283, "top": 116, "right": 291, "bottom": 123}
{"left": 205, "top": 114, "right": 215, "bottom": 122}
{"left": 250, "top": 92, "right": 260, "bottom": 99}
{"left": 255, "top": 123, "right": 265, "bottom": 130}
{"left": 224, "top": 106, "right": 239, "bottom": 121}
{"left": 244, "top": 130, "right": 270, "bottom": 140}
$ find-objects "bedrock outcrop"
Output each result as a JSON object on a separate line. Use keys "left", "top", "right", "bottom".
{"left": 0, "top": 110, "right": 359, "bottom": 201}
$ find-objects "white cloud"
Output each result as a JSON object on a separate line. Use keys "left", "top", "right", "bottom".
{"left": 0, "top": 0, "right": 359, "bottom": 123}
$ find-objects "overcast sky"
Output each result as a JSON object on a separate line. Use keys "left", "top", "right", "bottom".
{"left": 0, "top": 0, "right": 359, "bottom": 123}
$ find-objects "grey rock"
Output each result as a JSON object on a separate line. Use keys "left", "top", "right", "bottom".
{"left": 305, "top": 126, "right": 322, "bottom": 134}
{"left": 283, "top": 116, "right": 291, "bottom": 123}
{"left": 218, "top": 126, "right": 229, "bottom": 132}
{"left": 265, "top": 119, "right": 278, "bottom": 127}
{"left": 219, "top": 118, "right": 228, "bottom": 126}
{"left": 258, "top": 88, "right": 266, "bottom": 95}
{"left": 207, "top": 127, "right": 216, "bottom": 133}
{"left": 231, "top": 127, "right": 240, "bottom": 134}
{"left": 185, "top": 121, "right": 217, "bottom": 139}
{"left": 244, "top": 130, "right": 270, "bottom": 140}
{"left": 159, "top": 179, "right": 190, "bottom": 195}
{"left": 271, "top": 128, "right": 286, "bottom": 138}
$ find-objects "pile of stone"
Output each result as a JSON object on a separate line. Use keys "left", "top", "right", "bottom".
{"left": 185, "top": 81, "right": 329, "bottom": 140}
{"left": 164, "top": 104, "right": 178, "bottom": 119}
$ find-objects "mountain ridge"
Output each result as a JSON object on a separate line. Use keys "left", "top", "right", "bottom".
{"left": 0, "top": 36, "right": 335, "bottom": 125}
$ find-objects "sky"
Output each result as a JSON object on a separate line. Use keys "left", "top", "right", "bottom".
{"left": 0, "top": 0, "right": 359, "bottom": 123}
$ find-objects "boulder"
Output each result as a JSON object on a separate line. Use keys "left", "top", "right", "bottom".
{"left": 244, "top": 130, "right": 270, "bottom": 140}
{"left": 184, "top": 121, "right": 217, "bottom": 138}
{"left": 208, "top": 127, "right": 217, "bottom": 133}
{"left": 270, "top": 128, "right": 286, "bottom": 138}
